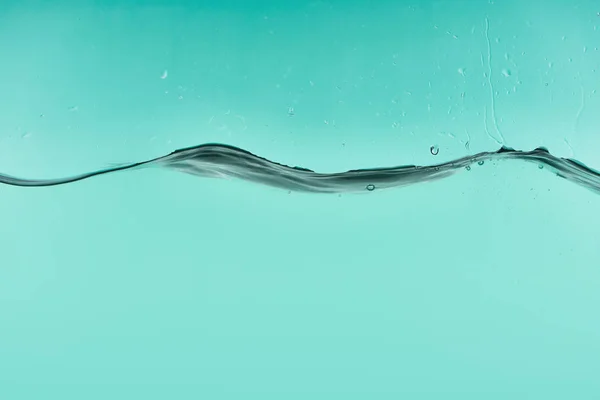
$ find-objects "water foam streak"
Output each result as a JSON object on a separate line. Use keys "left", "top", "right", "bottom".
{"left": 1, "top": 143, "right": 599, "bottom": 194}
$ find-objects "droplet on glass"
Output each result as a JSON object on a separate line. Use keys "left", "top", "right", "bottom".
{"left": 430, "top": 145, "right": 439, "bottom": 155}
{"left": 366, "top": 184, "right": 375, "bottom": 191}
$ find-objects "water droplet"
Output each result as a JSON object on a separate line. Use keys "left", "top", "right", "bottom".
{"left": 478, "top": 160, "right": 485, "bottom": 166}
{"left": 465, "top": 165, "right": 471, "bottom": 171}
{"left": 430, "top": 145, "right": 439, "bottom": 155}
{"left": 366, "top": 184, "right": 375, "bottom": 191}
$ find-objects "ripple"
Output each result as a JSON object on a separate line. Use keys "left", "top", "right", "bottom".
{"left": 1, "top": 143, "right": 599, "bottom": 194}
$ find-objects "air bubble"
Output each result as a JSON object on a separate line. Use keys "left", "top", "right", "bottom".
{"left": 366, "top": 184, "right": 375, "bottom": 191}
{"left": 465, "top": 165, "right": 471, "bottom": 171}
{"left": 478, "top": 160, "right": 485, "bottom": 166}
{"left": 538, "top": 165, "right": 544, "bottom": 169}
{"left": 430, "top": 145, "right": 439, "bottom": 155}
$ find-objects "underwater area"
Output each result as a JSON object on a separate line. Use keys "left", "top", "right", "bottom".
{"left": 1, "top": 0, "right": 600, "bottom": 398}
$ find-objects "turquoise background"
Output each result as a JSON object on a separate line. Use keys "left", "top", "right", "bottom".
{"left": 1, "top": 0, "right": 600, "bottom": 398}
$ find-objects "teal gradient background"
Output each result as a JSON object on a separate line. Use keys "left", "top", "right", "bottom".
{"left": 1, "top": 0, "right": 600, "bottom": 398}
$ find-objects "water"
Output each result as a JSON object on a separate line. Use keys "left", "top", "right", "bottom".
{"left": 1, "top": 1, "right": 600, "bottom": 398}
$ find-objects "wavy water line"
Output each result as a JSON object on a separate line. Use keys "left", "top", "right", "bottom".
{"left": 0, "top": 143, "right": 599, "bottom": 194}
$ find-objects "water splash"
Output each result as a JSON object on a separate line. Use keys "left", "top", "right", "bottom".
{"left": 1, "top": 143, "right": 599, "bottom": 194}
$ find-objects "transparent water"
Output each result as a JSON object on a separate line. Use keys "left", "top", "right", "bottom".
{"left": 1, "top": 1, "right": 599, "bottom": 398}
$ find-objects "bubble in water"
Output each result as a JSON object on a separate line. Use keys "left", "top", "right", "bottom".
{"left": 430, "top": 145, "right": 439, "bottom": 155}
{"left": 366, "top": 184, "right": 375, "bottom": 191}
{"left": 538, "top": 165, "right": 544, "bottom": 169}
{"left": 465, "top": 165, "right": 471, "bottom": 171}
{"left": 478, "top": 160, "right": 485, "bottom": 166}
